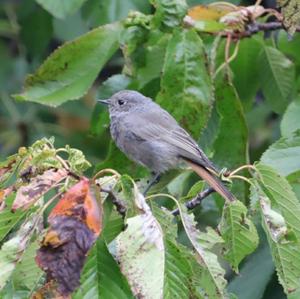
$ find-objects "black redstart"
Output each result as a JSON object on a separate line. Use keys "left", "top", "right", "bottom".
{"left": 99, "top": 90, "right": 235, "bottom": 202}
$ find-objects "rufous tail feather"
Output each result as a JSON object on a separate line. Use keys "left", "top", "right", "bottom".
{"left": 186, "top": 161, "right": 235, "bottom": 202}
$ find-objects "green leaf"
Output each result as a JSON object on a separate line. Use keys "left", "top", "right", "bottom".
{"left": 256, "top": 163, "right": 300, "bottom": 242}
{"left": 35, "top": 0, "right": 87, "bottom": 19}
{"left": 176, "top": 203, "right": 228, "bottom": 298}
{"left": 0, "top": 215, "right": 42, "bottom": 290}
{"left": 152, "top": 204, "right": 210, "bottom": 299}
{"left": 131, "top": 31, "right": 169, "bottom": 90}
{"left": 281, "top": 97, "right": 300, "bottom": 137}
{"left": 19, "top": 5, "right": 53, "bottom": 58}
{"left": 66, "top": 146, "right": 91, "bottom": 173}
{"left": 82, "top": 0, "right": 151, "bottom": 27}
{"left": 259, "top": 45, "right": 295, "bottom": 114}
{"left": 151, "top": 0, "right": 187, "bottom": 29}
{"left": 254, "top": 166, "right": 300, "bottom": 295}
{"left": 73, "top": 237, "right": 134, "bottom": 298}
{"left": 261, "top": 130, "right": 300, "bottom": 177}
{"left": 219, "top": 200, "right": 259, "bottom": 272}
{"left": 278, "top": 31, "right": 300, "bottom": 74}
{"left": 228, "top": 223, "right": 275, "bottom": 299}
{"left": 213, "top": 82, "right": 248, "bottom": 201}
{"left": 0, "top": 194, "right": 26, "bottom": 242}
{"left": 12, "top": 241, "right": 43, "bottom": 291}
{"left": 230, "top": 37, "right": 262, "bottom": 110}
{"left": 14, "top": 23, "right": 122, "bottom": 106}
{"left": 157, "top": 28, "right": 214, "bottom": 138}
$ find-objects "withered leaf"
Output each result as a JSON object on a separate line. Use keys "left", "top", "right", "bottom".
{"left": 49, "top": 178, "right": 102, "bottom": 235}
{"left": 36, "top": 179, "right": 102, "bottom": 296}
{"left": 12, "top": 168, "right": 68, "bottom": 211}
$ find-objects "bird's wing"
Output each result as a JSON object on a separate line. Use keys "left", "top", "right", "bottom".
{"left": 126, "top": 108, "right": 218, "bottom": 172}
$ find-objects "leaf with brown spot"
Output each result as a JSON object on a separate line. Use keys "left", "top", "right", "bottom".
{"left": 12, "top": 168, "right": 68, "bottom": 212}
{"left": 36, "top": 179, "right": 102, "bottom": 296}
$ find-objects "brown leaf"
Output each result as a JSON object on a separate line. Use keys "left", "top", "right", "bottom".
{"left": 188, "top": 3, "right": 235, "bottom": 21}
{"left": 12, "top": 168, "right": 68, "bottom": 212}
{"left": 36, "top": 179, "right": 102, "bottom": 296}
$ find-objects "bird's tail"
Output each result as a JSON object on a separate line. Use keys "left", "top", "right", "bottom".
{"left": 186, "top": 161, "right": 235, "bottom": 202}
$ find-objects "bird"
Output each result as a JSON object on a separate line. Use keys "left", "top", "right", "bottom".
{"left": 99, "top": 90, "right": 235, "bottom": 202}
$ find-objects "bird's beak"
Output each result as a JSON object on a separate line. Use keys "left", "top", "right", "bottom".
{"left": 98, "top": 99, "right": 110, "bottom": 105}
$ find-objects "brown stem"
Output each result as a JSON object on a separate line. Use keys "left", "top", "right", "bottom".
{"left": 172, "top": 187, "right": 215, "bottom": 216}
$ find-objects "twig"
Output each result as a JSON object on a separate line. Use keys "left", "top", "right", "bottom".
{"left": 231, "top": 22, "right": 300, "bottom": 39}
{"left": 172, "top": 187, "right": 215, "bottom": 216}
{"left": 101, "top": 188, "right": 127, "bottom": 219}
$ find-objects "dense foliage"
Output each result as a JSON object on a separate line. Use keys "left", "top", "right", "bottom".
{"left": 0, "top": 0, "right": 300, "bottom": 298}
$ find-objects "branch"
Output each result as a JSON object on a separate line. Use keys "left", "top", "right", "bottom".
{"left": 172, "top": 187, "right": 215, "bottom": 216}
{"left": 231, "top": 22, "right": 300, "bottom": 39}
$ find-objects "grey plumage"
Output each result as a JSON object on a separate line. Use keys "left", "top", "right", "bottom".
{"left": 100, "top": 90, "right": 235, "bottom": 202}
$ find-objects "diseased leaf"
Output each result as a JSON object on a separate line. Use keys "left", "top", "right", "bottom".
{"left": 0, "top": 215, "right": 42, "bottom": 290}
{"left": 259, "top": 45, "right": 295, "bottom": 114}
{"left": 12, "top": 168, "right": 68, "bottom": 211}
{"left": 261, "top": 130, "right": 300, "bottom": 177}
{"left": 14, "top": 23, "right": 122, "bottom": 106}
{"left": 219, "top": 200, "right": 259, "bottom": 272}
{"left": 255, "top": 163, "right": 300, "bottom": 242}
{"left": 36, "top": 0, "right": 87, "bottom": 19}
{"left": 36, "top": 179, "right": 102, "bottom": 296}
{"left": 115, "top": 185, "right": 164, "bottom": 298}
{"left": 157, "top": 28, "right": 214, "bottom": 138}
{"left": 254, "top": 163, "right": 300, "bottom": 296}
{"left": 281, "top": 97, "right": 300, "bottom": 137}
{"left": 259, "top": 195, "right": 300, "bottom": 296}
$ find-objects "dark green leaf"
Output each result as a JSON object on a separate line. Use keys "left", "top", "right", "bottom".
{"left": 0, "top": 194, "right": 26, "bottom": 242}
{"left": 261, "top": 130, "right": 300, "bottom": 177}
{"left": 230, "top": 37, "right": 262, "bottom": 110}
{"left": 19, "top": 6, "right": 53, "bottom": 58}
{"left": 219, "top": 200, "right": 259, "bottom": 272}
{"left": 213, "top": 82, "right": 248, "bottom": 201}
{"left": 228, "top": 223, "right": 274, "bottom": 299}
{"left": 15, "top": 23, "right": 122, "bottom": 106}
{"left": 35, "top": 0, "right": 87, "bottom": 19}
{"left": 73, "top": 237, "right": 134, "bottom": 298}
{"left": 281, "top": 96, "right": 300, "bottom": 137}
{"left": 259, "top": 45, "right": 295, "bottom": 114}
{"left": 151, "top": 0, "right": 187, "bottom": 29}
{"left": 157, "top": 28, "right": 214, "bottom": 138}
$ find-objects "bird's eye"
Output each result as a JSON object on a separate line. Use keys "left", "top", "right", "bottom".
{"left": 118, "top": 99, "right": 125, "bottom": 106}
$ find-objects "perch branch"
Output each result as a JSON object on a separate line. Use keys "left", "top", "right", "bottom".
{"left": 172, "top": 187, "right": 215, "bottom": 216}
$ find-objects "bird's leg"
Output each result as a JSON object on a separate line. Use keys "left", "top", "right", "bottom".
{"left": 143, "top": 173, "right": 161, "bottom": 195}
